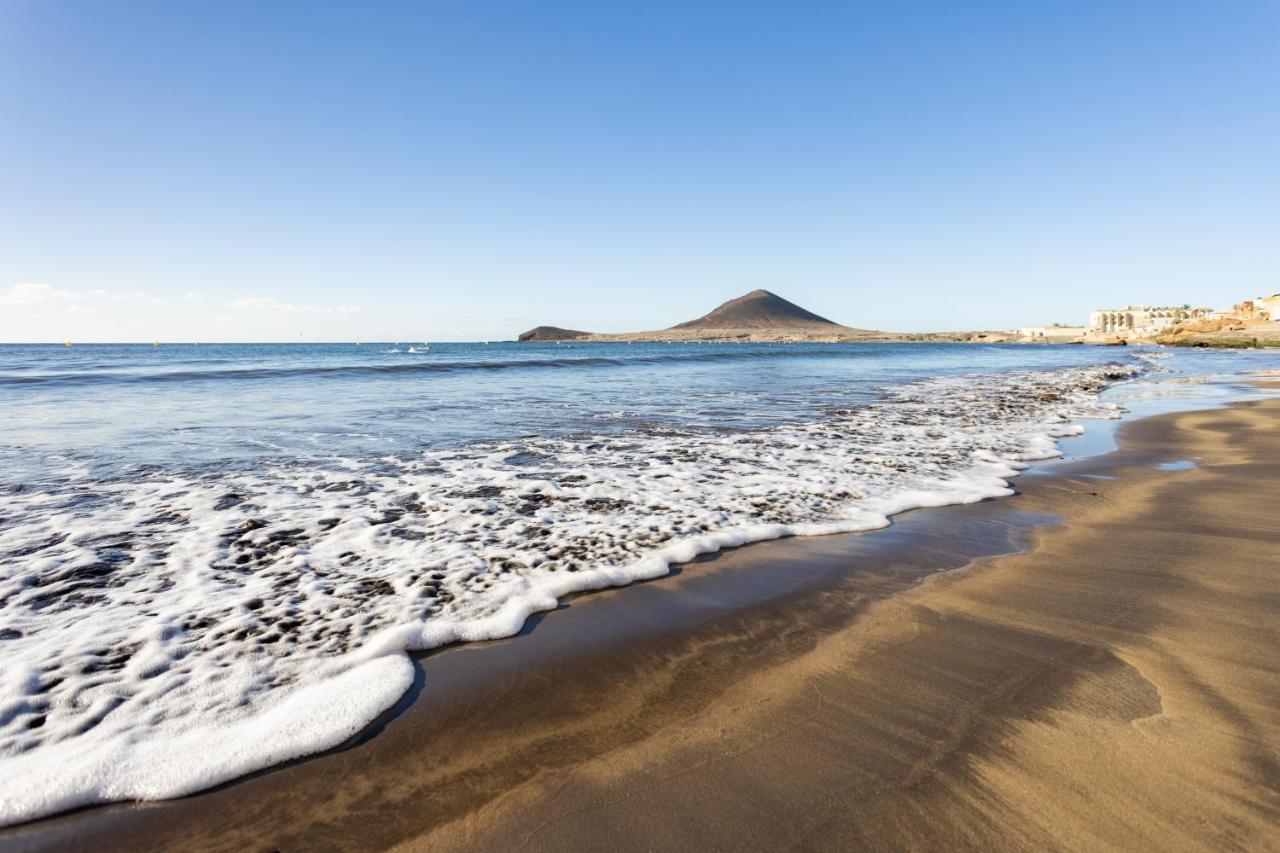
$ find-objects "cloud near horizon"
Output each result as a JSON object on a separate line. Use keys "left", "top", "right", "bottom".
{"left": 1, "top": 285, "right": 365, "bottom": 341}
{"left": 0, "top": 282, "right": 114, "bottom": 306}
{"left": 230, "top": 296, "right": 360, "bottom": 316}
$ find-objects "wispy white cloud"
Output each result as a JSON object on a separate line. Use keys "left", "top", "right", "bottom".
{"left": 0, "top": 282, "right": 112, "bottom": 306}
{"left": 0, "top": 283, "right": 149, "bottom": 312}
{"left": 231, "top": 296, "right": 360, "bottom": 316}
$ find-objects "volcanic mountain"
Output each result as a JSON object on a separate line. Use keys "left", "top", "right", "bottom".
{"left": 518, "top": 289, "right": 881, "bottom": 342}
{"left": 517, "top": 325, "right": 590, "bottom": 342}
{"left": 670, "top": 289, "right": 843, "bottom": 332}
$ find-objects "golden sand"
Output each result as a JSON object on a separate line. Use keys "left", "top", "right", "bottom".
{"left": 415, "top": 399, "right": 1280, "bottom": 851}
{"left": 8, "top": 397, "right": 1279, "bottom": 852}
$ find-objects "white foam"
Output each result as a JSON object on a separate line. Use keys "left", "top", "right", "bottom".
{"left": 0, "top": 362, "right": 1141, "bottom": 825}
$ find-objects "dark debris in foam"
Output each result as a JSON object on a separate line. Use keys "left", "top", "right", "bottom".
{"left": 0, "top": 362, "right": 1145, "bottom": 782}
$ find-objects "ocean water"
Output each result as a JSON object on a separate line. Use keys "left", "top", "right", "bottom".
{"left": 1, "top": 341, "right": 1276, "bottom": 824}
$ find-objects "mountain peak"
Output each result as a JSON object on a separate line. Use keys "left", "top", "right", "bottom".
{"left": 517, "top": 325, "right": 590, "bottom": 342}
{"left": 670, "top": 290, "right": 840, "bottom": 331}
{"left": 517, "top": 289, "right": 870, "bottom": 342}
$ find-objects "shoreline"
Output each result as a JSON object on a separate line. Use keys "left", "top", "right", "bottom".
{"left": 6, "top": 389, "right": 1280, "bottom": 850}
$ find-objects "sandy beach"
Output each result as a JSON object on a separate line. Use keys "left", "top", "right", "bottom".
{"left": 5, "top": 391, "right": 1279, "bottom": 852}
{"left": 8, "top": 3, "right": 1280, "bottom": 848}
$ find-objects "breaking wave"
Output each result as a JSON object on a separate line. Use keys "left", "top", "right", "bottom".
{"left": 0, "top": 361, "right": 1142, "bottom": 824}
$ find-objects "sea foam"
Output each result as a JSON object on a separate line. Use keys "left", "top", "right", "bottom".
{"left": 0, "top": 362, "right": 1140, "bottom": 825}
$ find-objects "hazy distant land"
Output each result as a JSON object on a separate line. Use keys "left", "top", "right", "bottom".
{"left": 518, "top": 290, "right": 996, "bottom": 344}
{"left": 520, "top": 288, "right": 1280, "bottom": 348}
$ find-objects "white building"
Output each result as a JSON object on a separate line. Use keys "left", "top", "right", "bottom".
{"left": 1255, "top": 293, "right": 1280, "bottom": 320}
{"left": 1088, "top": 306, "right": 1203, "bottom": 335}
{"left": 1019, "top": 325, "right": 1088, "bottom": 341}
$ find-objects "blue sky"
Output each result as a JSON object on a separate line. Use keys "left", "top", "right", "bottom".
{"left": 2, "top": 1, "right": 1277, "bottom": 341}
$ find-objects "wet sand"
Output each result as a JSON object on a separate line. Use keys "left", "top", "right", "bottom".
{"left": 6, "top": 395, "right": 1280, "bottom": 851}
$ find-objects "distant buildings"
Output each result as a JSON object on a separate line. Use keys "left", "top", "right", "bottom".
{"left": 1019, "top": 324, "right": 1088, "bottom": 341}
{"left": 1088, "top": 306, "right": 1207, "bottom": 336}
{"left": 1075, "top": 294, "right": 1277, "bottom": 341}
{"left": 1234, "top": 294, "right": 1280, "bottom": 321}
{"left": 1264, "top": 294, "right": 1280, "bottom": 319}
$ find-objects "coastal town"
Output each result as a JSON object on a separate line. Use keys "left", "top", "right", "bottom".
{"left": 1017, "top": 292, "right": 1280, "bottom": 347}
{"left": 519, "top": 288, "right": 1280, "bottom": 348}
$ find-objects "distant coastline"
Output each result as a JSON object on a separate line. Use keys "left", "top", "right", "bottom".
{"left": 518, "top": 288, "right": 1280, "bottom": 348}
{"left": 519, "top": 290, "right": 1012, "bottom": 344}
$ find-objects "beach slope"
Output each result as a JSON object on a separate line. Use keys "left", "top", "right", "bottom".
{"left": 7, "top": 396, "right": 1279, "bottom": 852}
{"left": 419, "top": 397, "right": 1280, "bottom": 851}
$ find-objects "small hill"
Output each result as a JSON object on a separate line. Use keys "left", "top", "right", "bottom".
{"left": 670, "top": 289, "right": 844, "bottom": 332}
{"left": 518, "top": 325, "right": 591, "bottom": 342}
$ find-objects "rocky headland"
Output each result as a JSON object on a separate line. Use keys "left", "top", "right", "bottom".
{"left": 1154, "top": 318, "right": 1280, "bottom": 348}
